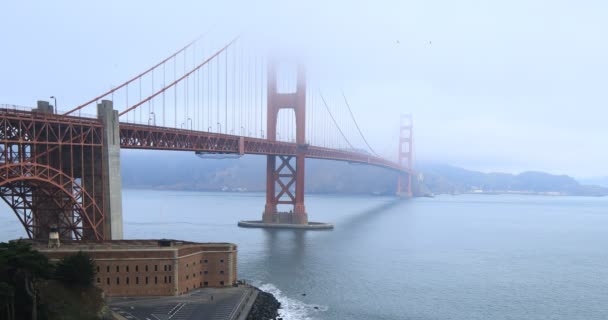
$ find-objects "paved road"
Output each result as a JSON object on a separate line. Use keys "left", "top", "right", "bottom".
{"left": 109, "top": 287, "right": 253, "bottom": 320}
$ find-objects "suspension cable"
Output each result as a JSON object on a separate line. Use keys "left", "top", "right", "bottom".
{"left": 341, "top": 91, "right": 378, "bottom": 156}
{"left": 319, "top": 92, "right": 354, "bottom": 150}
{"left": 118, "top": 38, "right": 238, "bottom": 117}
{"left": 64, "top": 35, "right": 206, "bottom": 115}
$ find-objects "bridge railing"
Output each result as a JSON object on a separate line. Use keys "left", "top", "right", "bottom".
{"left": 55, "top": 109, "right": 97, "bottom": 119}
{"left": 0, "top": 104, "right": 32, "bottom": 112}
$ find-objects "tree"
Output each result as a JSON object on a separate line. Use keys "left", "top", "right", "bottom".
{"left": 0, "top": 282, "right": 15, "bottom": 320}
{"left": 54, "top": 251, "right": 96, "bottom": 287}
{"left": 0, "top": 241, "right": 53, "bottom": 320}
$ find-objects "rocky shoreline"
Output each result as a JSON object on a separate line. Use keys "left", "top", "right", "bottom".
{"left": 246, "top": 287, "right": 281, "bottom": 320}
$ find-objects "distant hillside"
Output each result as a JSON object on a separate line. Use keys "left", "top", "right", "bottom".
{"left": 418, "top": 163, "right": 608, "bottom": 196}
{"left": 120, "top": 150, "right": 396, "bottom": 194}
{"left": 579, "top": 177, "right": 608, "bottom": 188}
{"left": 120, "top": 150, "right": 608, "bottom": 197}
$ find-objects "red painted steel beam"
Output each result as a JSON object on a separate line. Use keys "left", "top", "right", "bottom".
{"left": 118, "top": 123, "right": 409, "bottom": 173}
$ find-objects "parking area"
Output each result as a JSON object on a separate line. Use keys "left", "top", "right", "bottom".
{"left": 108, "top": 287, "right": 254, "bottom": 320}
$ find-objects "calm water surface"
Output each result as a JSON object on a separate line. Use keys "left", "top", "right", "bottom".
{"left": 1, "top": 191, "right": 607, "bottom": 319}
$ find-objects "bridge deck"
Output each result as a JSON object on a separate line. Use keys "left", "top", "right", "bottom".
{"left": 0, "top": 109, "right": 406, "bottom": 173}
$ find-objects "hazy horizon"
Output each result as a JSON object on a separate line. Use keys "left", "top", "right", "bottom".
{"left": 2, "top": 0, "right": 606, "bottom": 178}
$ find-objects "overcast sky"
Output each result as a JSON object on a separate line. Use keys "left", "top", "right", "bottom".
{"left": 1, "top": 0, "right": 606, "bottom": 178}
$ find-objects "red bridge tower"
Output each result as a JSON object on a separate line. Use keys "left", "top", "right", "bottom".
{"left": 262, "top": 63, "right": 308, "bottom": 225}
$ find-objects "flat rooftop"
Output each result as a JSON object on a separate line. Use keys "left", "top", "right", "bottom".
{"left": 22, "top": 239, "right": 236, "bottom": 252}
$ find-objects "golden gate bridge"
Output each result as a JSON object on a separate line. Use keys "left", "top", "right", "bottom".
{"left": 0, "top": 35, "right": 413, "bottom": 240}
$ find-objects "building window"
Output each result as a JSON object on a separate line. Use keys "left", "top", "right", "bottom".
{"left": 193, "top": 262, "right": 196, "bottom": 266}
{"left": 220, "top": 281, "right": 224, "bottom": 286}
{"left": 155, "top": 276, "right": 158, "bottom": 284}
{"left": 204, "top": 271, "right": 208, "bottom": 275}
{"left": 204, "top": 259, "right": 208, "bottom": 263}
{"left": 116, "top": 266, "right": 119, "bottom": 272}
{"left": 136, "top": 265, "right": 139, "bottom": 272}
{"left": 96, "top": 266, "right": 100, "bottom": 273}
{"left": 126, "top": 266, "right": 129, "bottom": 272}
{"left": 220, "top": 259, "right": 224, "bottom": 263}
{"left": 116, "top": 277, "right": 120, "bottom": 285}
{"left": 220, "top": 271, "right": 224, "bottom": 274}
{"left": 168, "top": 265, "right": 172, "bottom": 271}
{"left": 107, "top": 278, "right": 110, "bottom": 285}
{"left": 145, "top": 277, "right": 149, "bottom": 285}
{"left": 193, "top": 273, "right": 196, "bottom": 278}
{"left": 107, "top": 266, "right": 110, "bottom": 273}
{"left": 186, "top": 263, "right": 189, "bottom": 268}
{"left": 145, "top": 265, "right": 148, "bottom": 272}
{"left": 126, "top": 277, "right": 130, "bottom": 285}
{"left": 97, "top": 277, "right": 100, "bottom": 283}
{"left": 136, "top": 277, "right": 139, "bottom": 285}
{"left": 204, "top": 281, "right": 208, "bottom": 287}
{"left": 186, "top": 275, "right": 189, "bottom": 280}
{"left": 164, "top": 276, "right": 167, "bottom": 283}
{"left": 155, "top": 265, "right": 158, "bottom": 272}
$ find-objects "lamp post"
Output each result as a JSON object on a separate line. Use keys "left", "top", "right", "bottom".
{"left": 49, "top": 96, "right": 57, "bottom": 112}
{"left": 217, "top": 122, "right": 222, "bottom": 133}
{"left": 187, "top": 118, "right": 193, "bottom": 130}
{"left": 148, "top": 112, "right": 156, "bottom": 126}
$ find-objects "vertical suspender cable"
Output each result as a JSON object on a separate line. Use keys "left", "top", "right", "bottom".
{"left": 216, "top": 54, "right": 220, "bottom": 132}
{"left": 225, "top": 49, "right": 228, "bottom": 134}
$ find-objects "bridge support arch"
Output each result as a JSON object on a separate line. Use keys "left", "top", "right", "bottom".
{"left": 0, "top": 100, "right": 123, "bottom": 240}
{"left": 261, "top": 63, "right": 309, "bottom": 225}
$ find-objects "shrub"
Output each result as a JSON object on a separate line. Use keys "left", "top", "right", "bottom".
{"left": 54, "top": 251, "right": 96, "bottom": 287}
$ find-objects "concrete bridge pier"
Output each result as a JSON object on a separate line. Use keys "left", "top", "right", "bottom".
{"left": 97, "top": 100, "right": 124, "bottom": 239}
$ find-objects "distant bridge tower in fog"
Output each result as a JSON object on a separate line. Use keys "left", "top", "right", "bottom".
{"left": 397, "top": 114, "right": 414, "bottom": 197}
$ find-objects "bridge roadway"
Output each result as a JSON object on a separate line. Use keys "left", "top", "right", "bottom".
{"left": 1, "top": 108, "right": 406, "bottom": 173}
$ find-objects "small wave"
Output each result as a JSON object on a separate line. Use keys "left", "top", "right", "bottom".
{"left": 257, "top": 283, "right": 328, "bottom": 320}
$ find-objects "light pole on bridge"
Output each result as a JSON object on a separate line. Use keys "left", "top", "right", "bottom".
{"left": 49, "top": 96, "right": 57, "bottom": 112}
{"left": 148, "top": 112, "right": 156, "bottom": 126}
{"left": 217, "top": 122, "right": 222, "bottom": 133}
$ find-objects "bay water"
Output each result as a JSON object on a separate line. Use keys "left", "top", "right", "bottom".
{"left": 1, "top": 190, "right": 607, "bottom": 319}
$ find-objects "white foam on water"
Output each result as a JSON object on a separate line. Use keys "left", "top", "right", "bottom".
{"left": 257, "top": 283, "right": 329, "bottom": 320}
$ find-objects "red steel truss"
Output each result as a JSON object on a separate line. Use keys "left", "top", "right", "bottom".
{"left": 0, "top": 108, "right": 105, "bottom": 240}
{"left": 119, "top": 124, "right": 406, "bottom": 172}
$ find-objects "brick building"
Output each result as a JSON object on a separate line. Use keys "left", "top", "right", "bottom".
{"left": 33, "top": 239, "right": 237, "bottom": 297}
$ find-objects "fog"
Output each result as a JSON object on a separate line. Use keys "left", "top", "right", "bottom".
{"left": 1, "top": 0, "right": 606, "bottom": 178}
